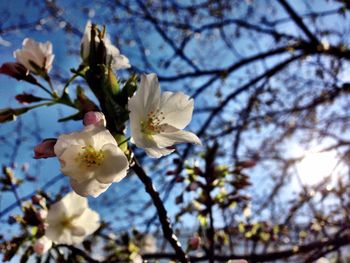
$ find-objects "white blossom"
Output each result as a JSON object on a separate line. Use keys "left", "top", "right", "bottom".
{"left": 81, "top": 21, "right": 130, "bottom": 70}
{"left": 13, "top": 38, "right": 54, "bottom": 74}
{"left": 128, "top": 73, "right": 201, "bottom": 158}
{"left": 54, "top": 125, "right": 129, "bottom": 197}
{"left": 45, "top": 192, "right": 100, "bottom": 245}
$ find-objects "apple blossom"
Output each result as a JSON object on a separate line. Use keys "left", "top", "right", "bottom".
{"left": 33, "top": 236, "right": 52, "bottom": 255}
{"left": 13, "top": 38, "right": 54, "bottom": 74}
{"left": 54, "top": 124, "right": 129, "bottom": 197}
{"left": 81, "top": 21, "right": 130, "bottom": 70}
{"left": 45, "top": 192, "right": 100, "bottom": 245}
{"left": 128, "top": 73, "right": 201, "bottom": 158}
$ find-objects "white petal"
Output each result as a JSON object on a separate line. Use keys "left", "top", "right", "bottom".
{"left": 54, "top": 130, "right": 92, "bottom": 157}
{"left": 87, "top": 125, "right": 118, "bottom": 149}
{"left": 144, "top": 147, "right": 174, "bottom": 158}
{"left": 70, "top": 177, "right": 111, "bottom": 198}
{"left": 14, "top": 49, "right": 37, "bottom": 72}
{"left": 95, "top": 143, "right": 129, "bottom": 184}
{"left": 72, "top": 208, "right": 100, "bottom": 236}
{"left": 47, "top": 201, "right": 66, "bottom": 226}
{"left": 153, "top": 129, "right": 201, "bottom": 148}
{"left": 129, "top": 73, "right": 160, "bottom": 117}
{"left": 46, "top": 224, "right": 65, "bottom": 243}
{"left": 70, "top": 225, "right": 86, "bottom": 236}
{"left": 61, "top": 192, "right": 88, "bottom": 218}
{"left": 159, "top": 91, "right": 194, "bottom": 129}
{"left": 14, "top": 38, "right": 54, "bottom": 74}
{"left": 80, "top": 20, "right": 93, "bottom": 63}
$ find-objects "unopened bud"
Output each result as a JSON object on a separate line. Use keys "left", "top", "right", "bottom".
{"left": 34, "top": 139, "right": 57, "bottom": 159}
{"left": 33, "top": 236, "right": 52, "bottom": 255}
{"left": 83, "top": 111, "right": 106, "bottom": 127}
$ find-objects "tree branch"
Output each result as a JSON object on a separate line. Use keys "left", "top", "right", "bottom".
{"left": 132, "top": 158, "right": 190, "bottom": 263}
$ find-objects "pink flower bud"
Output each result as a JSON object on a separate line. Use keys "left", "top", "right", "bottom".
{"left": 188, "top": 235, "right": 201, "bottom": 250}
{"left": 34, "top": 139, "right": 57, "bottom": 159}
{"left": 83, "top": 111, "right": 106, "bottom": 127}
{"left": 34, "top": 236, "right": 52, "bottom": 255}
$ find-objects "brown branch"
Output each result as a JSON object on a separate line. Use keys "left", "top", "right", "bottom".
{"left": 132, "top": 158, "right": 190, "bottom": 263}
{"left": 56, "top": 244, "right": 100, "bottom": 263}
{"left": 277, "top": 0, "right": 319, "bottom": 44}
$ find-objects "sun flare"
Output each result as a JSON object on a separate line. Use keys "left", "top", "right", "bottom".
{"left": 296, "top": 151, "right": 338, "bottom": 185}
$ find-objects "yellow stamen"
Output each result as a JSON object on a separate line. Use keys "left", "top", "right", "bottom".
{"left": 141, "top": 109, "right": 166, "bottom": 135}
{"left": 76, "top": 145, "right": 105, "bottom": 169}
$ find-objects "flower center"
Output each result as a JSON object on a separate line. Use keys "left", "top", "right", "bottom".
{"left": 141, "top": 109, "right": 165, "bottom": 135}
{"left": 60, "top": 217, "right": 73, "bottom": 228}
{"left": 76, "top": 145, "right": 105, "bottom": 168}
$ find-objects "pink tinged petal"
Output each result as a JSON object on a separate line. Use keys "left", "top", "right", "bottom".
{"left": 159, "top": 91, "right": 194, "bottom": 129}
{"left": 34, "top": 139, "right": 57, "bottom": 159}
{"left": 83, "top": 111, "right": 106, "bottom": 127}
{"left": 153, "top": 129, "right": 201, "bottom": 148}
{"left": 34, "top": 236, "right": 52, "bottom": 255}
{"left": 144, "top": 147, "right": 175, "bottom": 158}
{"left": 95, "top": 143, "right": 129, "bottom": 184}
{"left": 70, "top": 177, "right": 111, "bottom": 198}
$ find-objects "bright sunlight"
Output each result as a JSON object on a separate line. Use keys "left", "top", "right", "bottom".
{"left": 296, "top": 151, "right": 338, "bottom": 185}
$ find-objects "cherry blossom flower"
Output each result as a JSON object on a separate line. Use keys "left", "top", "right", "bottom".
{"left": 54, "top": 124, "right": 129, "bottom": 197}
{"left": 128, "top": 73, "right": 201, "bottom": 158}
{"left": 45, "top": 192, "right": 100, "bottom": 245}
{"left": 80, "top": 21, "right": 130, "bottom": 70}
{"left": 13, "top": 38, "right": 54, "bottom": 74}
{"left": 33, "top": 236, "right": 52, "bottom": 255}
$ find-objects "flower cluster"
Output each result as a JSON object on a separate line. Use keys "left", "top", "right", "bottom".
{"left": 0, "top": 21, "right": 202, "bottom": 255}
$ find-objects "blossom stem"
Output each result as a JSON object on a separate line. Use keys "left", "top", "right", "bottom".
{"left": 132, "top": 158, "right": 190, "bottom": 263}
{"left": 118, "top": 136, "right": 130, "bottom": 146}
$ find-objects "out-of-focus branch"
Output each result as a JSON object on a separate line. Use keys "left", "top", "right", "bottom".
{"left": 142, "top": 232, "right": 350, "bottom": 262}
